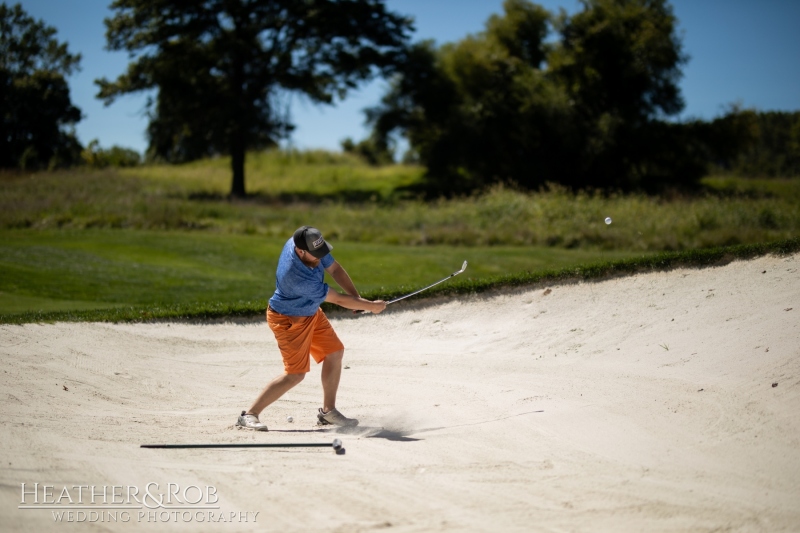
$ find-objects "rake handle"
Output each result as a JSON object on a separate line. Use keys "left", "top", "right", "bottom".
{"left": 141, "top": 443, "right": 333, "bottom": 449}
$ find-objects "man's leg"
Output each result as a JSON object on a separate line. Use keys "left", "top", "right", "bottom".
{"left": 321, "top": 349, "right": 343, "bottom": 412}
{"left": 255, "top": 308, "right": 314, "bottom": 417}
{"left": 308, "top": 312, "right": 354, "bottom": 426}
{"left": 247, "top": 372, "right": 305, "bottom": 416}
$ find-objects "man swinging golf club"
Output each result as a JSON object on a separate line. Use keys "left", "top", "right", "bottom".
{"left": 237, "top": 226, "right": 386, "bottom": 431}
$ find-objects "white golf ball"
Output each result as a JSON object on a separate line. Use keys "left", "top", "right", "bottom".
{"left": 286, "top": 415, "right": 293, "bottom": 423}
{"left": 604, "top": 217, "right": 612, "bottom": 225}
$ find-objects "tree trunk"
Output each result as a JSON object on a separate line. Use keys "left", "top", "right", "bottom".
{"left": 229, "top": 29, "right": 246, "bottom": 199}
{"left": 230, "top": 127, "right": 246, "bottom": 198}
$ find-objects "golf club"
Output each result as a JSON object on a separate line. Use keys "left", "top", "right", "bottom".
{"left": 359, "top": 260, "right": 468, "bottom": 313}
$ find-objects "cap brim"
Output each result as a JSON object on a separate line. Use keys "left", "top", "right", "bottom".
{"left": 307, "top": 242, "right": 332, "bottom": 259}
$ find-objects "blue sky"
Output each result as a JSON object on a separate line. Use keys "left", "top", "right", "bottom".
{"left": 15, "top": 0, "right": 800, "bottom": 155}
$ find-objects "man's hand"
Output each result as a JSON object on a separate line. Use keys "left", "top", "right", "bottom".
{"left": 369, "top": 300, "right": 387, "bottom": 314}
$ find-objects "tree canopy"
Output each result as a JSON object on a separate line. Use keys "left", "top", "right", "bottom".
{"left": 1, "top": 2, "right": 82, "bottom": 170}
{"left": 368, "top": 0, "right": 694, "bottom": 195}
{"left": 97, "top": 0, "right": 413, "bottom": 197}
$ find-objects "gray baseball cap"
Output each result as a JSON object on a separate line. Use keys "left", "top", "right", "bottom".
{"left": 293, "top": 226, "right": 333, "bottom": 259}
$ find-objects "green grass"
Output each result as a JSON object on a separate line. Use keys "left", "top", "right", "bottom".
{"left": 0, "top": 292, "right": 111, "bottom": 314}
{"left": 2, "top": 236, "right": 797, "bottom": 325}
{"left": 0, "top": 228, "right": 645, "bottom": 320}
{"left": 0, "top": 230, "right": 275, "bottom": 310}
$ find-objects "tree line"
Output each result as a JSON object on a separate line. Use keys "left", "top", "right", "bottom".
{"left": 2, "top": 0, "right": 798, "bottom": 195}
{"left": 362, "top": 0, "right": 800, "bottom": 195}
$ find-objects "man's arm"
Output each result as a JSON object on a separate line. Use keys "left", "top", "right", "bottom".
{"left": 325, "top": 290, "right": 386, "bottom": 313}
{"left": 325, "top": 260, "right": 385, "bottom": 313}
{"left": 325, "top": 260, "right": 359, "bottom": 297}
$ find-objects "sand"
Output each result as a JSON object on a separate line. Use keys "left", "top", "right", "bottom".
{"left": 1, "top": 253, "right": 799, "bottom": 532}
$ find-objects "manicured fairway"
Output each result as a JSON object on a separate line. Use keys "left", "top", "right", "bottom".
{"left": 0, "top": 229, "right": 647, "bottom": 316}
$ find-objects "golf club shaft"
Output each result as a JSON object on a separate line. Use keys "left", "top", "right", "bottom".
{"left": 387, "top": 274, "right": 459, "bottom": 304}
{"left": 358, "top": 261, "right": 467, "bottom": 313}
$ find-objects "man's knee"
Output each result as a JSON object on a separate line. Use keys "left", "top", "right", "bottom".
{"left": 325, "top": 349, "right": 344, "bottom": 363}
{"left": 285, "top": 372, "right": 306, "bottom": 385}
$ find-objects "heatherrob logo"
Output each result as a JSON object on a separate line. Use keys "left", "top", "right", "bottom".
{"left": 19, "top": 482, "right": 259, "bottom": 524}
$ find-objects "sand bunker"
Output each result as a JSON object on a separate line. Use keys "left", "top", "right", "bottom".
{"left": 1, "top": 253, "right": 798, "bottom": 531}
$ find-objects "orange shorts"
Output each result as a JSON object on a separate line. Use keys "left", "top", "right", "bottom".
{"left": 267, "top": 307, "right": 344, "bottom": 374}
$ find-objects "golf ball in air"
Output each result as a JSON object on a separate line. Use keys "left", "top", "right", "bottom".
{"left": 287, "top": 415, "right": 293, "bottom": 423}
{"left": 605, "top": 217, "right": 612, "bottom": 225}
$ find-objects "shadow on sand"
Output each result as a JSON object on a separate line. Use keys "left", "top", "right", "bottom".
{"left": 268, "top": 410, "right": 544, "bottom": 442}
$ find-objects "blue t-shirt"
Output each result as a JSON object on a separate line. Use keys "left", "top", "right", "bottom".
{"left": 268, "top": 238, "right": 334, "bottom": 316}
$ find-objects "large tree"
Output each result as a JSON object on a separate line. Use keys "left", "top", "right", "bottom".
{"left": 96, "top": 0, "right": 412, "bottom": 197}
{"left": 1, "top": 2, "right": 82, "bottom": 170}
{"left": 548, "top": 0, "right": 688, "bottom": 188}
{"left": 367, "top": 0, "right": 560, "bottom": 195}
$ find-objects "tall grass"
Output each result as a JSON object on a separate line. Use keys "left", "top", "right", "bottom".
{"left": 1, "top": 151, "right": 798, "bottom": 251}
{"left": 319, "top": 183, "right": 800, "bottom": 250}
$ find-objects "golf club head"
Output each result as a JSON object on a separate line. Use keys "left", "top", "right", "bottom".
{"left": 458, "top": 260, "right": 468, "bottom": 273}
